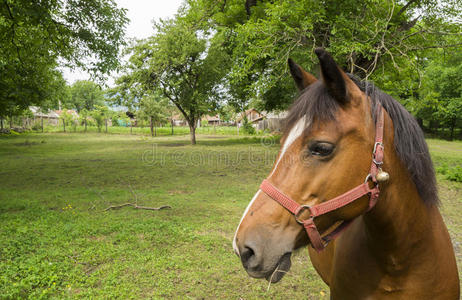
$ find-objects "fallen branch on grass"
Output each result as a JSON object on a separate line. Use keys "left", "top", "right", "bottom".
{"left": 104, "top": 203, "right": 171, "bottom": 211}
{"left": 103, "top": 179, "right": 171, "bottom": 212}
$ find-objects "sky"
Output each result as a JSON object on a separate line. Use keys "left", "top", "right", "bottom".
{"left": 61, "top": 0, "right": 184, "bottom": 86}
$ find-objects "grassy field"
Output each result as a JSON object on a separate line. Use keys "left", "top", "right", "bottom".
{"left": 32, "top": 125, "right": 255, "bottom": 137}
{"left": 0, "top": 133, "right": 460, "bottom": 299}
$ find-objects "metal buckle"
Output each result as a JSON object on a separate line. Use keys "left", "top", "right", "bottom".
{"left": 295, "top": 205, "right": 312, "bottom": 224}
{"left": 373, "top": 142, "right": 384, "bottom": 154}
{"left": 372, "top": 142, "right": 384, "bottom": 165}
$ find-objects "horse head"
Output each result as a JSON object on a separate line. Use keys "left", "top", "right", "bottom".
{"left": 233, "top": 48, "right": 379, "bottom": 283}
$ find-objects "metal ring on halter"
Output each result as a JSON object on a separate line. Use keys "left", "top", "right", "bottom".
{"left": 373, "top": 158, "right": 384, "bottom": 165}
{"left": 364, "top": 174, "right": 372, "bottom": 184}
{"left": 295, "top": 205, "right": 312, "bottom": 224}
{"left": 364, "top": 173, "right": 379, "bottom": 189}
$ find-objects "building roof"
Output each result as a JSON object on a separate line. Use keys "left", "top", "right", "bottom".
{"left": 55, "top": 109, "right": 79, "bottom": 117}
{"left": 205, "top": 115, "right": 220, "bottom": 121}
{"left": 29, "top": 106, "right": 59, "bottom": 118}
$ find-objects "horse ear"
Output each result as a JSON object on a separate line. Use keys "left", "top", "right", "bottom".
{"left": 288, "top": 58, "right": 317, "bottom": 91}
{"left": 315, "top": 48, "right": 351, "bottom": 104}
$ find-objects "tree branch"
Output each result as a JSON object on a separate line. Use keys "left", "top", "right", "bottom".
{"left": 396, "top": 0, "right": 419, "bottom": 17}
{"left": 104, "top": 203, "right": 171, "bottom": 211}
{"left": 3, "top": 0, "right": 23, "bottom": 65}
{"left": 103, "top": 179, "right": 171, "bottom": 212}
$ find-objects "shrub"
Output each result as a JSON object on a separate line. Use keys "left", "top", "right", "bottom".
{"left": 31, "top": 122, "right": 42, "bottom": 131}
{"left": 242, "top": 116, "right": 256, "bottom": 135}
{"left": 436, "top": 163, "right": 462, "bottom": 182}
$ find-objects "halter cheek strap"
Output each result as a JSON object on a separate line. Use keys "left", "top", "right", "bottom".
{"left": 260, "top": 104, "right": 385, "bottom": 252}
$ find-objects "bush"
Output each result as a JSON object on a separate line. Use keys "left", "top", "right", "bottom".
{"left": 436, "top": 163, "right": 462, "bottom": 182}
{"left": 31, "top": 122, "right": 42, "bottom": 131}
{"left": 111, "top": 115, "right": 120, "bottom": 127}
{"left": 242, "top": 117, "right": 256, "bottom": 135}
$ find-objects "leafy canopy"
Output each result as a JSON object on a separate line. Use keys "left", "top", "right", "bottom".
{"left": 65, "top": 80, "right": 105, "bottom": 113}
{"left": 0, "top": 0, "right": 128, "bottom": 116}
{"left": 115, "top": 16, "right": 231, "bottom": 144}
{"left": 184, "top": 0, "right": 462, "bottom": 111}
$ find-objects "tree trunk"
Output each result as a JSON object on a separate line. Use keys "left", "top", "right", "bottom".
{"left": 417, "top": 118, "right": 423, "bottom": 130}
{"left": 105, "top": 119, "right": 108, "bottom": 133}
{"left": 130, "top": 121, "right": 133, "bottom": 134}
{"left": 449, "top": 118, "right": 456, "bottom": 141}
{"left": 41, "top": 117, "right": 44, "bottom": 133}
{"left": 189, "top": 125, "right": 196, "bottom": 145}
{"left": 0, "top": 118, "right": 3, "bottom": 130}
{"left": 171, "top": 119, "right": 174, "bottom": 135}
{"left": 150, "top": 116, "right": 154, "bottom": 137}
{"left": 429, "top": 120, "right": 438, "bottom": 133}
{"left": 10, "top": 116, "right": 13, "bottom": 129}
{"left": 154, "top": 124, "right": 157, "bottom": 137}
{"left": 84, "top": 119, "right": 87, "bottom": 132}
{"left": 63, "top": 119, "right": 66, "bottom": 132}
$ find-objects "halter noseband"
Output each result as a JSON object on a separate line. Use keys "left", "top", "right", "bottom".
{"left": 260, "top": 104, "right": 385, "bottom": 252}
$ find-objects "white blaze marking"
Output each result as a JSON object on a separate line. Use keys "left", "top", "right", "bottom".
{"left": 269, "top": 117, "right": 306, "bottom": 178}
{"left": 232, "top": 117, "right": 306, "bottom": 256}
{"left": 233, "top": 190, "right": 261, "bottom": 255}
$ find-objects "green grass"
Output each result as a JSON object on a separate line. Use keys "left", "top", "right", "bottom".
{"left": 0, "top": 133, "right": 460, "bottom": 299}
{"left": 33, "top": 124, "right": 261, "bottom": 137}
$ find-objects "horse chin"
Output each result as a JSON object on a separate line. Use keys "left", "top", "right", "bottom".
{"left": 265, "top": 252, "right": 292, "bottom": 283}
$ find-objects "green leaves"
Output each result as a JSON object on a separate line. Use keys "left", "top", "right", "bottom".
{"left": 0, "top": 0, "right": 128, "bottom": 117}
{"left": 65, "top": 80, "right": 105, "bottom": 113}
{"left": 115, "top": 15, "right": 232, "bottom": 143}
{"left": 194, "top": 0, "right": 462, "bottom": 111}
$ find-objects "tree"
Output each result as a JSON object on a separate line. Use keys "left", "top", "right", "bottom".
{"left": 65, "top": 80, "right": 105, "bottom": 112}
{"left": 0, "top": 0, "right": 128, "bottom": 118}
{"left": 79, "top": 109, "right": 90, "bottom": 132}
{"left": 59, "top": 110, "right": 76, "bottom": 133}
{"left": 138, "top": 94, "right": 169, "bottom": 137}
{"left": 116, "top": 18, "right": 230, "bottom": 144}
{"left": 184, "top": 0, "right": 462, "bottom": 111}
{"left": 91, "top": 105, "right": 109, "bottom": 133}
{"left": 418, "top": 49, "right": 462, "bottom": 140}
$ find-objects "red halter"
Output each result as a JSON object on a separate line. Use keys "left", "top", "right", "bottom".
{"left": 260, "top": 104, "right": 385, "bottom": 252}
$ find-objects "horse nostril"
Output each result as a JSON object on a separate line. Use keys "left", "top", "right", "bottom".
{"left": 240, "top": 245, "right": 258, "bottom": 270}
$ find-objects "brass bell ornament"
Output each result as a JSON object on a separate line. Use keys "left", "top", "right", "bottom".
{"left": 376, "top": 168, "right": 390, "bottom": 183}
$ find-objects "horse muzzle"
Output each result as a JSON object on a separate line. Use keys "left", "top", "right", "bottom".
{"left": 238, "top": 238, "right": 293, "bottom": 283}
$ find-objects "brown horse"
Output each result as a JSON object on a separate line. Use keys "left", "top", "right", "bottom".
{"left": 233, "top": 49, "right": 459, "bottom": 299}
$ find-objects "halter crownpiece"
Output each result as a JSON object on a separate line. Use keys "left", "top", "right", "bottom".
{"left": 260, "top": 104, "right": 387, "bottom": 252}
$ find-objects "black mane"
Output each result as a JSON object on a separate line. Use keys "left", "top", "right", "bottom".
{"left": 285, "top": 75, "right": 438, "bottom": 206}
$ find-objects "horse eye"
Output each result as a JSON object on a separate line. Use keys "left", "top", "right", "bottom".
{"left": 309, "top": 142, "right": 335, "bottom": 157}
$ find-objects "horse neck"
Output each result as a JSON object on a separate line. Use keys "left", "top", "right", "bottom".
{"left": 362, "top": 113, "right": 436, "bottom": 268}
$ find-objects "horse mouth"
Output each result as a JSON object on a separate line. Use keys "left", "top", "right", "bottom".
{"left": 265, "top": 252, "right": 292, "bottom": 283}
